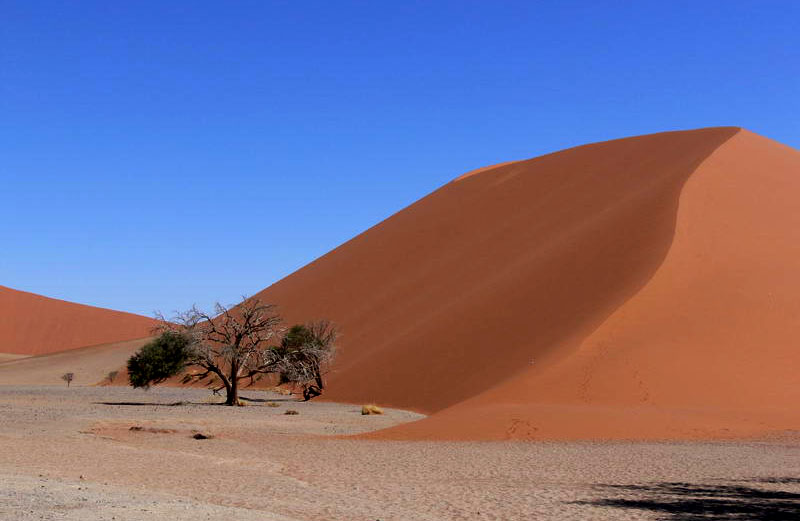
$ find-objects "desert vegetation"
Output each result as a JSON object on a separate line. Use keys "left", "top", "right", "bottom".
{"left": 126, "top": 297, "right": 337, "bottom": 405}
{"left": 273, "top": 322, "right": 338, "bottom": 400}
{"left": 362, "top": 404, "right": 384, "bottom": 415}
{"left": 61, "top": 372, "right": 74, "bottom": 387}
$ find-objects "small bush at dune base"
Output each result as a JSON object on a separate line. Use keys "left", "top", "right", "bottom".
{"left": 285, "top": 409, "right": 299, "bottom": 415}
{"left": 127, "top": 331, "right": 191, "bottom": 389}
{"left": 361, "top": 404, "right": 384, "bottom": 415}
{"left": 267, "top": 402, "right": 280, "bottom": 407}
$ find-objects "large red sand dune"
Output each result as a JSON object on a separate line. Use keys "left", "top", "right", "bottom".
{"left": 0, "top": 285, "right": 155, "bottom": 356}
{"left": 8, "top": 127, "right": 796, "bottom": 441}
{"left": 252, "top": 127, "right": 800, "bottom": 440}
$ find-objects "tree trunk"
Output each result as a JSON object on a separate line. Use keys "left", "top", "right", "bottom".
{"left": 225, "top": 371, "right": 239, "bottom": 406}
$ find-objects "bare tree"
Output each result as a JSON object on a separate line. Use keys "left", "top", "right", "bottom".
{"left": 173, "top": 299, "right": 285, "bottom": 405}
{"left": 128, "top": 297, "right": 338, "bottom": 405}
{"left": 61, "top": 372, "right": 74, "bottom": 387}
{"left": 274, "top": 321, "right": 338, "bottom": 400}
{"left": 107, "top": 370, "right": 119, "bottom": 383}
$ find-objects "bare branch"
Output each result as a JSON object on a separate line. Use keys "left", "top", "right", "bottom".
{"left": 129, "top": 297, "right": 336, "bottom": 406}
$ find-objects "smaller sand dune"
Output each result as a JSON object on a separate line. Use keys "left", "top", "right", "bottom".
{"left": 0, "top": 337, "right": 151, "bottom": 387}
{"left": 0, "top": 285, "right": 156, "bottom": 356}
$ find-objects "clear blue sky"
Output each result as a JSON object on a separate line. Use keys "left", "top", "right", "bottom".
{"left": 1, "top": 1, "right": 798, "bottom": 316}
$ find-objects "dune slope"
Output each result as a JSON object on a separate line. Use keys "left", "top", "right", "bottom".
{"left": 253, "top": 127, "right": 744, "bottom": 421}
{"left": 0, "top": 286, "right": 155, "bottom": 356}
{"left": 372, "top": 129, "right": 800, "bottom": 440}
{"left": 0, "top": 337, "right": 150, "bottom": 386}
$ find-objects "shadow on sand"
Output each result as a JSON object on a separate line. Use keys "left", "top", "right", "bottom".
{"left": 94, "top": 401, "right": 216, "bottom": 406}
{"left": 93, "top": 394, "right": 298, "bottom": 407}
{"left": 576, "top": 478, "right": 800, "bottom": 520}
{"left": 237, "top": 395, "right": 297, "bottom": 403}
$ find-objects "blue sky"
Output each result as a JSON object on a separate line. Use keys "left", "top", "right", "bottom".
{"left": 1, "top": 1, "right": 798, "bottom": 316}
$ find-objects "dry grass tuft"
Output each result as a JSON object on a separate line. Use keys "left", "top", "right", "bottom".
{"left": 284, "top": 409, "right": 299, "bottom": 415}
{"left": 361, "top": 404, "right": 384, "bottom": 415}
{"left": 267, "top": 402, "right": 280, "bottom": 407}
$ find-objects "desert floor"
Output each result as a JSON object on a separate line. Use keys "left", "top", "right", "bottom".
{"left": 0, "top": 386, "right": 798, "bottom": 520}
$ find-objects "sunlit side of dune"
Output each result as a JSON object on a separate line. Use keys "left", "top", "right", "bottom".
{"left": 372, "top": 129, "right": 800, "bottom": 440}
{"left": 0, "top": 285, "right": 155, "bottom": 356}
{"left": 253, "top": 128, "right": 742, "bottom": 419}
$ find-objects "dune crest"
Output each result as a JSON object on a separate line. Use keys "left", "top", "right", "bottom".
{"left": 371, "top": 128, "right": 800, "bottom": 440}
{"left": 454, "top": 160, "right": 522, "bottom": 181}
{"left": 0, "top": 285, "right": 155, "bottom": 356}
{"left": 251, "top": 128, "right": 776, "bottom": 434}
{"left": 11, "top": 127, "right": 797, "bottom": 441}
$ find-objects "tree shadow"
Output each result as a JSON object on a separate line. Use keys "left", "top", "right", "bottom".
{"left": 94, "top": 394, "right": 297, "bottom": 406}
{"left": 576, "top": 478, "right": 800, "bottom": 520}
{"left": 238, "top": 395, "right": 298, "bottom": 403}
{"left": 93, "top": 401, "right": 217, "bottom": 406}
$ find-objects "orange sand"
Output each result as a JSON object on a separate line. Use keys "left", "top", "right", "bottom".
{"left": 8, "top": 127, "right": 799, "bottom": 442}
{"left": 250, "top": 127, "right": 800, "bottom": 440}
{"left": 0, "top": 285, "right": 155, "bottom": 356}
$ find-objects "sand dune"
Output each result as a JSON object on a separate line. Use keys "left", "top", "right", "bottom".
{"left": 9, "top": 127, "right": 797, "bottom": 441}
{"left": 252, "top": 127, "right": 738, "bottom": 410}
{"left": 250, "top": 127, "right": 800, "bottom": 440}
{"left": 0, "top": 285, "right": 155, "bottom": 356}
{"left": 376, "top": 129, "right": 800, "bottom": 440}
{"left": 0, "top": 337, "right": 150, "bottom": 386}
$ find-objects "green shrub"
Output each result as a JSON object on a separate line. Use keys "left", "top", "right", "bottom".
{"left": 127, "top": 331, "right": 192, "bottom": 389}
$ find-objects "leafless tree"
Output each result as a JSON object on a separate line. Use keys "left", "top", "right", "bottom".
{"left": 155, "top": 298, "right": 284, "bottom": 405}
{"left": 107, "top": 370, "right": 119, "bottom": 383}
{"left": 274, "top": 320, "right": 338, "bottom": 400}
{"left": 130, "top": 297, "right": 338, "bottom": 406}
{"left": 61, "top": 372, "right": 74, "bottom": 387}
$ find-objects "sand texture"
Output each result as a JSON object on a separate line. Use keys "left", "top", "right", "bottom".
{"left": 1, "top": 385, "right": 798, "bottom": 520}
{"left": 0, "top": 285, "right": 155, "bottom": 356}
{"left": 0, "top": 338, "right": 150, "bottom": 387}
{"left": 375, "top": 129, "right": 800, "bottom": 440}
{"left": 243, "top": 127, "right": 800, "bottom": 440}
{"left": 0, "top": 353, "right": 28, "bottom": 364}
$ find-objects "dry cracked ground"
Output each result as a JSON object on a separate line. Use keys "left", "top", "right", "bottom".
{"left": 0, "top": 385, "right": 798, "bottom": 520}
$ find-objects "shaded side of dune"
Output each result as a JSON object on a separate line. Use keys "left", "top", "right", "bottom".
{"left": 253, "top": 127, "right": 740, "bottom": 414}
{"left": 0, "top": 286, "right": 155, "bottom": 356}
{"left": 370, "top": 129, "right": 800, "bottom": 440}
